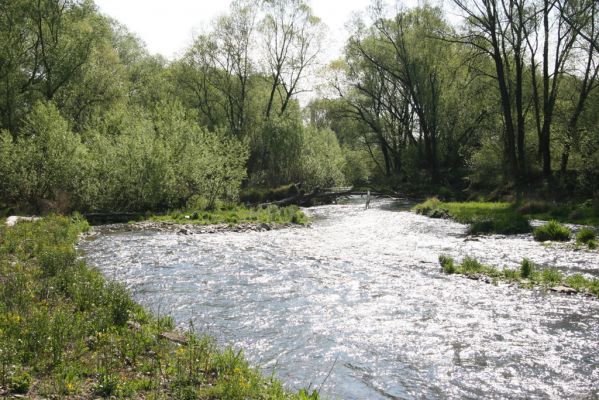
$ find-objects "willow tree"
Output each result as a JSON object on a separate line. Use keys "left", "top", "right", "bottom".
{"left": 336, "top": 5, "right": 457, "bottom": 183}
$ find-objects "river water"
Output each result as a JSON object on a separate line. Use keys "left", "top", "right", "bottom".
{"left": 80, "top": 199, "right": 599, "bottom": 399}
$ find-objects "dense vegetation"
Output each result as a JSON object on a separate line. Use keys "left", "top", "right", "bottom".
{"left": 0, "top": 216, "right": 319, "bottom": 398}
{"left": 2, "top": 0, "right": 599, "bottom": 215}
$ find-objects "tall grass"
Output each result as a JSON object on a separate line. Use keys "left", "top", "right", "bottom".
{"left": 532, "top": 221, "right": 571, "bottom": 242}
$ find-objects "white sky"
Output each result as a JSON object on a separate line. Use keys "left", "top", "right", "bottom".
{"left": 94, "top": 0, "right": 430, "bottom": 61}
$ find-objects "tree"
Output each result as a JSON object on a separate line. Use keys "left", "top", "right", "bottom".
{"left": 260, "top": 0, "right": 324, "bottom": 118}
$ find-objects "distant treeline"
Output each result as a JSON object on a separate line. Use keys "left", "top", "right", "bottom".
{"left": 1, "top": 0, "right": 598, "bottom": 213}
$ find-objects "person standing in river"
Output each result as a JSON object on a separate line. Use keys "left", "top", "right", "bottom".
{"left": 365, "top": 190, "right": 371, "bottom": 210}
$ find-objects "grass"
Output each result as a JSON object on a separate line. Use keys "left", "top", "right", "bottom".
{"left": 576, "top": 228, "right": 597, "bottom": 249}
{"left": 0, "top": 216, "right": 319, "bottom": 399}
{"left": 413, "top": 198, "right": 531, "bottom": 234}
{"left": 533, "top": 221, "right": 572, "bottom": 242}
{"left": 438, "top": 255, "right": 599, "bottom": 298}
{"left": 148, "top": 204, "right": 309, "bottom": 226}
{"left": 414, "top": 197, "right": 599, "bottom": 235}
{"left": 516, "top": 199, "right": 599, "bottom": 226}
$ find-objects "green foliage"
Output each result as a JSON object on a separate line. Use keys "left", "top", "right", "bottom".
{"left": 8, "top": 368, "right": 31, "bottom": 394}
{"left": 1, "top": 102, "right": 87, "bottom": 212}
{"left": 439, "top": 255, "right": 455, "bottom": 274}
{"left": 576, "top": 228, "right": 597, "bottom": 244}
{"left": 520, "top": 259, "right": 535, "bottom": 278}
{"left": 533, "top": 221, "right": 572, "bottom": 242}
{"left": 541, "top": 268, "right": 563, "bottom": 286}
{"left": 152, "top": 204, "right": 309, "bottom": 226}
{"left": 299, "top": 127, "right": 346, "bottom": 189}
{"left": 414, "top": 200, "right": 532, "bottom": 234}
{"left": 413, "top": 197, "right": 445, "bottom": 217}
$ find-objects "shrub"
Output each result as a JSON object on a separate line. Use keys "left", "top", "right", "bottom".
{"left": 576, "top": 228, "right": 596, "bottom": 244}
{"left": 520, "top": 258, "right": 534, "bottom": 278}
{"left": 533, "top": 221, "right": 571, "bottom": 242}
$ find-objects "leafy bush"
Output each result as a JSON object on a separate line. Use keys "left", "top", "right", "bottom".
{"left": 533, "top": 221, "right": 572, "bottom": 242}
{"left": 299, "top": 127, "right": 346, "bottom": 190}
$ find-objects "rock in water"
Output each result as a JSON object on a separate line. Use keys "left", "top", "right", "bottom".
{"left": 549, "top": 286, "right": 578, "bottom": 295}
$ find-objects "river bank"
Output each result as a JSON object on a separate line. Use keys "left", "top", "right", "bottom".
{"left": 80, "top": 199, "right": 599, "bottom": 399}
{"left": 0, "top": 216, "right": 318, "bottom": 399}
{"left": 413, "top": 198, "right": 599, "bottom": 235}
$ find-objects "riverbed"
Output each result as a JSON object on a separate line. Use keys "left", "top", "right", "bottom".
{"left": 80, "top": 198, "right": 599, "bottom": 399}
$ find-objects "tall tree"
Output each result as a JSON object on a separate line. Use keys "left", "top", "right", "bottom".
{"left": 260, "top": 0, "right": 324, "bottom": 118}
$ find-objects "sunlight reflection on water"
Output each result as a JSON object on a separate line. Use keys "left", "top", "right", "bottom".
{"left": 80, "top": 199, "right": 599, "bottom": 399}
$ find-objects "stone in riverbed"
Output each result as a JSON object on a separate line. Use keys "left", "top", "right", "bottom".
{"left": 549, "top": 286, "right": 578, "bottom": 295}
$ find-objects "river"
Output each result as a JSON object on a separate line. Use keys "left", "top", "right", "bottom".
{"left": 80, "top": 198, "right": 599, "bottom": 399}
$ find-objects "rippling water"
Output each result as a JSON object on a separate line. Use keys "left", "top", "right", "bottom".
{"left": 80, "top": 199, "right": 599, "bottom": 399}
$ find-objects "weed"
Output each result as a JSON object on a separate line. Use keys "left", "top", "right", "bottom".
{"left": 439, "top": 255, "right": 455, "bottom": 274}
{"left": 520, "top": 259, "right": 534, "bottom": 278}
{"left": 9, "top": 368, "right": 31, "bottom": 394}
{"left": 541, "top": 268, "right": 563, "bottom": 286}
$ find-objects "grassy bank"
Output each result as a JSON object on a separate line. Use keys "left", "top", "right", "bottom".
{"left": 147, "top": 204, "right": 309, "bottom": 226}
{"left": 413, "top": 198, "right": 530, "bottom": 234}
{"left": 0, "top": 216, "right": 318, "bottom": 399}
{"left": 413, "top": 198, "right": 599, "bottom": 234}
{"left": 438, "top": 255, "right": 599, "bottom": 298}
